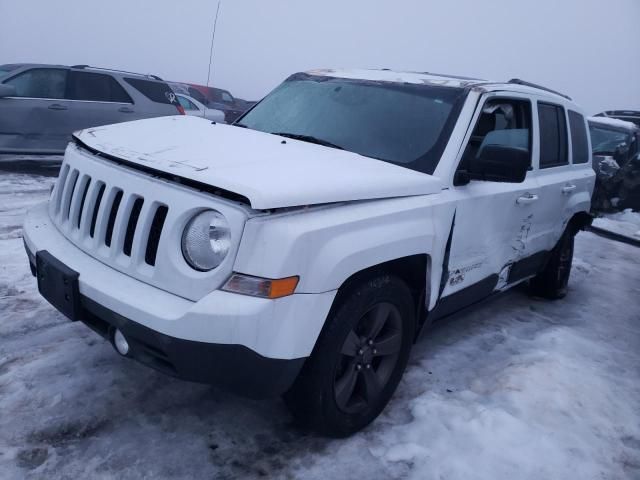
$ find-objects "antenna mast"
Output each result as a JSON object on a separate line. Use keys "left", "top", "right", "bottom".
{"left": 206, "top": 0, "right": 222, "bottom": 87}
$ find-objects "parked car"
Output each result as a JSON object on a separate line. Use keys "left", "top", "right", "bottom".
{"left": 0, "top": 64, "right": 184, "bottom": 154}
{"left": 170, "top": 81, "right": 253, "bottom": 123}
{"left": 23, "top": 69, "right": 594, "bottom": 437}
{"left": 589, "top": 116, "right": 640, "bottom": 211}
{"left": 594, "top": 110, "right": 640, "bottom": 128}
{"left": 175, "top": 93, "right": 225, "bottom": 123}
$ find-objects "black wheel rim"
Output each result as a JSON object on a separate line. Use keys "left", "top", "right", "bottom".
{"left": 333, "top": 302, "right": 403, "bottom": 414}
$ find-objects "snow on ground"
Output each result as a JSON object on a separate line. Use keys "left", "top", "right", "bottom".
{"left": 593, "top": 209, "right": 640, "bottom": 239}
{"left": 1, "top": 172, "right": 639, "bottom": 480}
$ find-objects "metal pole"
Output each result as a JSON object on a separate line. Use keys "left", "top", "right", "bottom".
{"left": 206, "top": 0, "right": 222, "bottom": 88}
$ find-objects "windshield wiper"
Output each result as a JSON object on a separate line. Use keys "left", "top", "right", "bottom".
{"left": 270, "top": 132, "right": 344, "bottom": 150}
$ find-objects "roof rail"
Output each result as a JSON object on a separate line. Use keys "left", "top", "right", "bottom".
{"left": 508, "top": 78, "right": 571, "bottom": 100}
{"left": 70, "top": 65, "right": 163, "bottom": 81}
{"left": 421, "top": 71, "right": 485, "bottom": 81}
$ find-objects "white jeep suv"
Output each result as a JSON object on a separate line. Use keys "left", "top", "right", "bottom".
{"left": 23, "top": 69, "right": 595, "bottom": 436}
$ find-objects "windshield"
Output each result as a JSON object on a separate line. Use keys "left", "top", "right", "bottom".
{"left": 236, "top": 74, "right": 466, "bottom": 174}
{"left": 589, "top": 124, "right": 633, "bottom": 155}
{"left": 0, "top": 64, "right": 20, "bottom": 80}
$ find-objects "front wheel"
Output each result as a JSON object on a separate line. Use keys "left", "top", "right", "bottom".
{"left": 284, "top": 275, "right": 415, "bottom": 437}
{"left": 530, "top": 229, "right": 575, "bottom": 299}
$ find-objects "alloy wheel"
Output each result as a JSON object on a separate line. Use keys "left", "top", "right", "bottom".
{"left": 333, "top": 302, "right": 403, "bottom": 414}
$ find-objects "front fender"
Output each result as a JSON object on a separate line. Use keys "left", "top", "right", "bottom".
{"left": 234, "top": 196, "right": 446, "bottom": 294}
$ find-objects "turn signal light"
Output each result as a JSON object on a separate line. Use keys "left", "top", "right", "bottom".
{"left": 222, "top": 274, "right": 299, "bottom": 299}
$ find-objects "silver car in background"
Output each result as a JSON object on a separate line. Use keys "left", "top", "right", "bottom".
{"left": 0, "top": 63, "right": 184, "bottom": 154}
{"left": 175, "top": 93, "right": 226, "bottom": 123}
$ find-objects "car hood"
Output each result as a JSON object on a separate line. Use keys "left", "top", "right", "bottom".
{"left": 74, "top": 115, "right": 443, "bottom": 210}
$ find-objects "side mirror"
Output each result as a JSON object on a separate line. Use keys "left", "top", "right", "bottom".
{"left": 468, "top": 145, "right": 530, "bottom": 183}
{"left": 0, "top": 83, "right": 16, "bottom": 98}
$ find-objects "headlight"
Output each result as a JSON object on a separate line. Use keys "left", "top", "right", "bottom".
{"left": 181, "top": 210, "right": 231, "bottom": 271}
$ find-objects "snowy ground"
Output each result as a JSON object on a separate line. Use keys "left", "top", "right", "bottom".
{"left": 593, "top": 210, "right": 640, "bottom": 240}
{"left": 1, "top": 172, "right": 639, "bottom": 480}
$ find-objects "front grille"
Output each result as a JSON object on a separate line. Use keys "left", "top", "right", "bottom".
{"left": 145, "top": 205, "right": 168, "bottom": 266}
{"left": 47, "top": 144, "right": 246, "bottom": 302}
{"left": 51, "top": 164, "right": 169, "bottom": 269}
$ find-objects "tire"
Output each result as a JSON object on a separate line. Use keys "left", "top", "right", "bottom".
{"left": 284, "top": 275, "right": 415, "bottom": 437}
{"left": 529, "top": 229, "right": 575, "bottom": 299}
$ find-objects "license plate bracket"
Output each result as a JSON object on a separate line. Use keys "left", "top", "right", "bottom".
{"left": 36, "top": 250, "right": 81, "bottom": 321}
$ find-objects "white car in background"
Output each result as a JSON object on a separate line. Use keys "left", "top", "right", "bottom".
{"left": 175, "top": 93, "right": 225, "bottom": 123}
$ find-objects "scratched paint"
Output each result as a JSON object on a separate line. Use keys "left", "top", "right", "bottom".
{"left": 511, "top": 214, "right": 533, "bottom": 258}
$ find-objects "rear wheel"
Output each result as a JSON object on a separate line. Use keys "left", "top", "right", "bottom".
{"left": 284, "top": 275, "right": 415, "bottom": 437}
{"left": 530, "top": 229, "right": 575, "bottom": 299}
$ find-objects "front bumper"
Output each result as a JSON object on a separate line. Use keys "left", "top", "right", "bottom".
{"left": 23, "top": 202, "right": 337, "bottom": 397}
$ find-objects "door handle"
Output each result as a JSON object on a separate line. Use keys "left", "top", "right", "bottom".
{"left": 516, "top": 193, "right": 539, "bottom": 205}
{"left": 562, "top": 184, "right": 577, "bottom": 194}
{"left": 118, "top": 106, "right": 134, "bottom": 113}
{"left": 48, "top": 103, "right": 67, "bottom": 111}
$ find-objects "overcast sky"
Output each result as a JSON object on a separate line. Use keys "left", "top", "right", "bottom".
{"left": 1, "top": 0, "right": 639, "bottom": 114}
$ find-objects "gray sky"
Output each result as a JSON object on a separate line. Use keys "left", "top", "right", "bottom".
{"left": 1, "top": 0, "right": 639, "bottom": 114}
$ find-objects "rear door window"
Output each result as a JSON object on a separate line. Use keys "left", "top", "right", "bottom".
{"left": 67, "top": 71, "right": 132, "bottom": 103}
{"left": 4, "top": 68, "right": 68, "bottom": 99}
{"left": 567, "top": 110, "right": 589, "bottom": 164}
{"left": 538, "top": 102, "right": 569, "bottom": 168}
{"left": 124, "top": 77, "right": 176, "bottom": 104}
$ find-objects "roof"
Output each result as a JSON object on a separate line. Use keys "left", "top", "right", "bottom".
{"left": 598, "top": 110, "right": 640, "bottom": 117}
{"left": 588, "top": 116, "right": 639, "bottom": 131}
{"left": 304, "top": 68, "right": 573, "bottom": 102}
{"left": 0, "top": 63, "right": 161, "bottom": 80}
{"left": 305, "top": 68, "right": 483, "bottom": 88}
{"left": 1, "top": 62, "right": 65, "bottom": 70}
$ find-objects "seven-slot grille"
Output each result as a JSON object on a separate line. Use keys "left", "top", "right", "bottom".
{"left": 50, "top": 163, "right": 168, "bottom": 268}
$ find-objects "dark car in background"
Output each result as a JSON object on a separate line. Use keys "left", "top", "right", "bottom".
{"left": 594, "top": 110, "right": 640, "bottom": 128}
{"left": 169, "top": 81, "right": 255, "bottom": 123}
{"left": 589, "top": 116, "right": 640, "bottom": 212}
{"left": 0, "top": 64, "right": 184, "bottom": 154}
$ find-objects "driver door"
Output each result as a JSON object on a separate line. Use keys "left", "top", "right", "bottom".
{"left": 441, "top": 94, "right": 545, "bottom": 300}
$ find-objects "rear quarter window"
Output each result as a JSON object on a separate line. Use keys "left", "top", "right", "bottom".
{"left": 124, "top": 77, "right": 176, "bottom": 104}
{"left": 568, "top": 110, "right": 590, "bottom": 164}
{"left": 538, "top": 102, "right": 569, "bottom": 168}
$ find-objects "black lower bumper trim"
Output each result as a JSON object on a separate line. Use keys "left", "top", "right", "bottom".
{"left": 24, "top": 243, "right": 305, "bottom": 398}
{"left": 80, "top": 297, "right": 306, "bottom": 398}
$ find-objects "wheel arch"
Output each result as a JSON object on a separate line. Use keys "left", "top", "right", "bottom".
{"left": 567, "top": 210, "right": 593, "bottom": 235}
{"left": 325, "top": 254, "right": 431, "bottom": 341}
